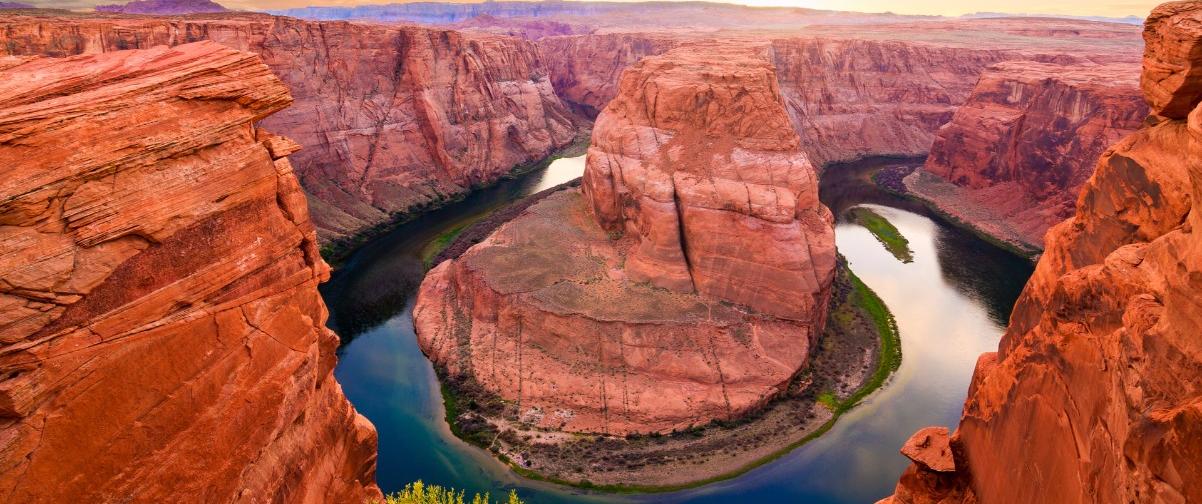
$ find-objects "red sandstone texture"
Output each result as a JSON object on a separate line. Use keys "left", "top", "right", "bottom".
{"left": 911, "top": 61, "right": 1147, "bottom": 249}
{"left": 883, "top": 3, "right": 1202, "bottom": 502}
{"left": 0, "top": 13, "right": 578, "bottom": 241}
{"left": 414, "top": 44, "right": 835, "bottom": 435}
{"left": 0, "top": 42, "right": 380, "bottom": 502}
{"left": 538, "top": 22, "right": 1143, "bottom": 168}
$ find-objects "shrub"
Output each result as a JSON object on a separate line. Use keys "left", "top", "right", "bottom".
{"left": 378, "top": 481, "right": 523, "bottom": 504}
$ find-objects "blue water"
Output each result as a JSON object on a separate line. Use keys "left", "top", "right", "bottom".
{"left": 325, "top": 157, "right": 1033, "bottom": 503}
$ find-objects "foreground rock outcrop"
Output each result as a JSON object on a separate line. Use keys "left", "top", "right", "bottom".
{"left": 414, "top": 44, "right": 835, "bottom": 435}
{"left": 0, "top": 42, "right": 379, "bottom": 502}
{"left": 884, "top": 3, "right": 1202, "bottom": 502}
{"left": 0, "top": 13, "right": 578, "bottom": 242}
{"left": 909, "top": 61, "right": 1146, "bottom": 250}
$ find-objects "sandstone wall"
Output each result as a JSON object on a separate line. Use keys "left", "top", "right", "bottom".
{"left": 0, "top": 42, "right": 380, "bottom": 502}
{"left": 581, "top": 43, "right": 836, "bottom": 320}
{"left": 918, "top": 61, "right": 1147, "bottom": 248}
{"left": 883, "top": 3, "right": 1202, "bottom": 502}
{"left": 538, "top": 33, "right": 1076, "bottom": 167}
{"left": 0, "top": 13, "right": 578, "bottom": 242}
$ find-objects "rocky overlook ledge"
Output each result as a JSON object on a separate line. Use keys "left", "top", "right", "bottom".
{"left": 0, "top": 42, "right": 379, "bottom": 502}
{"left": 414, "top": 44, "right": 836, "bottom": 436}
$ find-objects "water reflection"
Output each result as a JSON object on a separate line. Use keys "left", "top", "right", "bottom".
{"left": 327, "top": 157, "right": 1033, "bottom": 503}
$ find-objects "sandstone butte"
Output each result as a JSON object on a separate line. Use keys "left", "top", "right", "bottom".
{"left": 413, "top": 44, "right": 836, "bottom": 435}
{"left": 0, "top": 13, "right": 579, "bottom": 242}
{"left": 0, "top": 42, "right": 380, "bottom": 502}
{"left": 882, "top": 2, "right": 1202, "bottom": 502}
{"left": 536, "top": 20, "right": 1144, "bottom": 168}
{"left": 912, "top": 60, "right": 1148, "bottom": 250}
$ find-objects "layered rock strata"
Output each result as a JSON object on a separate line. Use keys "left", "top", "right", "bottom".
{"left": 910, "top": 61, "right": 1147, "bottom": 249}
{"left": 538, "top": 32, "right": 1140, "bottom": 168}
{"left": 0, "top": 14, "right": 578, "bottom": 241}
{"left": 414, "top": 45, "right": 835, "bottom": 435}
{"left": 884, "top": 3, "right": 1202, "bottom": 502}
{"left": 0, "top": 42, "right": 380, "bottom": 502}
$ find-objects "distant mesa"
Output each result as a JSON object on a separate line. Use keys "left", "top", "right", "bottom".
{"left": 95, "top": 0, "right": 228, "bottom": 15}
{"left": 0, "top": 2, "right": 33, "bottom": 9}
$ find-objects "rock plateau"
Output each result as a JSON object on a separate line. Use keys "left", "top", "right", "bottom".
{"left": 0, "top": 42, "right": 380, "bottom": 502}
{"left": 884, "top": 2, "right": 1202, "bottom": 502}
{"left": 414, "top": 44, "right": 836, "bottom": 435}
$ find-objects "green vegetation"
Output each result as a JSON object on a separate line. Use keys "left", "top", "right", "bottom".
{"left": 421, "top": 223, "right": 470, "bottom": 267}
{"left": 849, "top": 206, "right": 914, "bottom": 263}
{"left": 377, "top": 481, "right": 522, "bottom": 504}
{"left": 825, "top": 271, "right": 903, "bottom": 414}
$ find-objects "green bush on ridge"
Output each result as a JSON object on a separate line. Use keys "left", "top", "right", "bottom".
{"left": 376, "top": 481, "right": 524, "bottom": 504}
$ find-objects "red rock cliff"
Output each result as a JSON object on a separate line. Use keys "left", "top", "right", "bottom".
{"left": 0, "top": 42, "right": 380, "bottom": 502}
{"left": 883, "top": 3, "right": 1202, "bottom": 502}
{"left": 0, "top": 13, "right": 578, "bottom": 242}
{"left": 413, "top": 44, "right": 835, "bottom": 435}
{"left": 911, "top": 61, "right": 1147, "bottom": 249}
{"left": 538, "top": 31, "right": 1135, "bottom": 168}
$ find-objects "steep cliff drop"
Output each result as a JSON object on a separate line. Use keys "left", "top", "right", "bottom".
{"left": 0, "top": 42, "right": 380, "bottom": 502}
{"left": 906, "top": 61, "right": 1147, "bottom": 252}
{"left": 0, "top": 13, "right": 579, "bottom": 244}
{"left": 413, "top": 44, "right": 835, "bottom": 436}
{"left": 883, "top": 3, "right": 1202, "bottom": 502}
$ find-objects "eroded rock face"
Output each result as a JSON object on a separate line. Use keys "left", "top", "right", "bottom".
{"left": 0, "top": 14, "right": 578, "bottom": 241}
{"left": 915, "top": 61, "right": 1147, "bottom": 248}
{"left": 414, "top": 44, "right": 835, "bottom": 435}
{"left": 0, "top": 42, "right": 380, "bottom": 502}
{"left": 582, "top": 44, "right": 836, "bottom": 320}
{"left": 537, "top": 33, "right": 681, "bottom": 116}
{"left": 884, "top": 3, "right": 1202, "bottom": 502}
{"left": 769, "top": 38, "right": 1024, "bottom": 167}
{"left": 538, "top": 32, "right": 1129, "bottom": 169}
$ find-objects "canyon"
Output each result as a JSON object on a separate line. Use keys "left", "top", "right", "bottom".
{"left": 414, "top": 43, "right": 836, "bottom": 436}
{"left": 0, "top": 1, "right": 1194, "bottom": 502}
{"left": 0, "top": 12, "right": 579, "bottom": 245}
{"left": 534, "top": 20, "right": 1144, "bottom": 170}
{"left": 885, "top": 2, "right": 1202, "bottom": 502}
{"left": 907, "top": 60, "right": 1148, "bottom": 251}
{"left": 0, "top": 42, "right": 379, "bottom": 502}
{"left": 0, "top": 10, "right": 1148, "bottom": 255}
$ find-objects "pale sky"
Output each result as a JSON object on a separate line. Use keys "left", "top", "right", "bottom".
{"left": 22, "top": 0, "right": 1162, "bottom": 19}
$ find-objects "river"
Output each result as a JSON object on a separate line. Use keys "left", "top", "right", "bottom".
{"left": 323, "top": 156, "right": 1033, "bottom": 503}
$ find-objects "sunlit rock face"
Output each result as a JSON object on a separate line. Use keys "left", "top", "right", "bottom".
{"left": 414, "top": 44, "right": 835, "bottom": 436}
{"left": 918, "top": 61, "right": 1147, "bottom": 248}
{"left": 882, "top": 3, "right": 1202, "bottom": 503}
{"left": 0, "top": 13, "right": 578, "bottom": 241}
{"left": 0, "top": 42, "right": 380, "bottom": 503}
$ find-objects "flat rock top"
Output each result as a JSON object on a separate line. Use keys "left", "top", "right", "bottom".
{"left": 984, "top": 60, "right": 1141, "bottom": 90}
{"left": 463, "top": 188, "right": 748, "bottom": 325}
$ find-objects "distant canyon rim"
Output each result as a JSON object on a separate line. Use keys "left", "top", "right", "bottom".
{"left": 0, "top": 0, "right": 1199, "bottom": 502}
